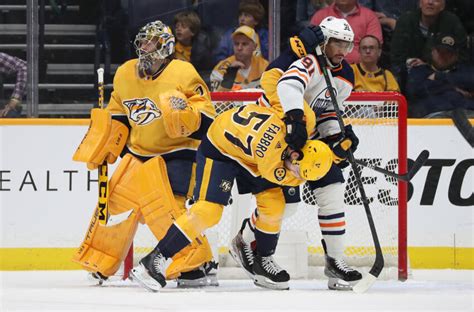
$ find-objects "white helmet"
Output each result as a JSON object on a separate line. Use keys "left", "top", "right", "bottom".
{"left": 320, "top": 16, "right": 354, "bottom": 53}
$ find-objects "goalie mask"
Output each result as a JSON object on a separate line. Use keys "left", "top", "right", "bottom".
{"left": 134, "top": 20, "right": 175, "bottom": 77}
{"left": 293, "top": 140, "right": 332, "bottom": 181}
{"left": 319, "top": 16, "right": 354, "bottom": 66}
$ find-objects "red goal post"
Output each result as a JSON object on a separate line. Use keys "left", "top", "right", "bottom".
{"left": 125, "top": 91, "right": 408, "bottom": 281}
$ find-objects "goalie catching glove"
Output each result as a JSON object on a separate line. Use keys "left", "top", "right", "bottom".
{"left": 324, "top": 125, "right": 359, "bottom": 167}
{"left": 159, "top": 90, "right": 201, "bottom": 138}
{"left": 284, "top": 109, "right": 307, "bottom": 151}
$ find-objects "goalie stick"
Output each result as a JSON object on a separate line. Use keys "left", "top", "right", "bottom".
{"left": 355, "top": 149, "right": 430, "bottom": 182}
{"left": 96, "top": 68, "right": 109, "bottom": 226}
{"left": 315, "top": 46, "right": 383, "bottom": 293}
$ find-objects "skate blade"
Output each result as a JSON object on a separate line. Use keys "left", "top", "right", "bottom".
{"left": 88, "top": 273, "right": 106, "bottom": 286}
{"left": 129, "top": 264, "right": 166, "bottom": 292}
{"left": 228, "top": 249, "right": 255, "bottom": 280}
{"left": 253, "top": 274, "right": 289, "bottom": 290}
{"left": 327, "top": 278, "right": 356, "bottom": 291}
{"left": 177, "top": 274, "right": 219, "bottom": 288}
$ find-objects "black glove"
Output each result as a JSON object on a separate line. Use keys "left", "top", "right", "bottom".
{"left": 284, "top": 109, "right": 307, "bottom": 151}
{"left": 329, "top": 125, "right": 359, "bottom": 164}
{"left": 298, "top": 26, "right": 325, "bottom": 54}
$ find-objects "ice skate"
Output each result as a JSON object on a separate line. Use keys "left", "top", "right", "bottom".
{"left": 176, "top": 260, "right": 219, "bottom": 287}
{"left": 129, "top": 247, "right": 167, "bottom": 292}
{"left": 229, "top": 231, "right": 255, "bottom": 279}
{"left": 88, "top": 272, "right": 108, "bottom": 286}
{"left": 324, "top": 255, "right": 362, "bottom": 290}
{"left": 253, "top": 254, "right": 290, "bottom": 290}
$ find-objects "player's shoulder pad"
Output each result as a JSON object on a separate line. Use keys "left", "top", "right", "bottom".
{"left": 266, "top": 49, "right": 299, "bottom": 71}
{"left": 331, "top": 59, "right": 354, "bottom": 86}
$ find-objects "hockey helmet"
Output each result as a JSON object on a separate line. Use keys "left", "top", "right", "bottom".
{"left": 320, "top": 16, "right": 354, "bottom": 53}
{"left": 293, "top": 140, "right": 333, "bottom": 181}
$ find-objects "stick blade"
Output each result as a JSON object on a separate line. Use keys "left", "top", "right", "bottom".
{"left": 407, "top": 149, "right": 430, "bottom": 180}
{"left": 352, "top": 273, "right": 377, "bottom": 293}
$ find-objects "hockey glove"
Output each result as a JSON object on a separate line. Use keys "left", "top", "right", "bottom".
{"left": 298, "top": 26, "right": 325, "bottom": 55}
{"left": 284, "top": 109, "right": 307, "bottom": 151}
{"left": 325, "top": 125, "right": 359, "bottom": 166}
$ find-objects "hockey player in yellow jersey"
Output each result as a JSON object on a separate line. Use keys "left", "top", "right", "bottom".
{"left": 129, "top": 104, "right": 334, "bottom": 292}
{"left": 72, "top": 20, "right": 218, "bottom": 287}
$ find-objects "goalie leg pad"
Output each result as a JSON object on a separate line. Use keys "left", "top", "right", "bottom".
{"left": 136, "top": 156, "right": 186, "bottom": 240}
{"left": 72, "top": 154, "right": 142, "bottom": 276}
{"left": 73, "top": 108, "right": 129, "bottom": 168}
{"left": 134, "top": 156, "right": 214, "bottom": 279}
{"left": 166, "top": 234, "right": 213, "bottom": 279}
{"left": 165, "top": 195, "right": 214, "bottom": 280}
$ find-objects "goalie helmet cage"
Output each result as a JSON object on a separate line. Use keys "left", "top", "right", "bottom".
{"left": 123, "top": 91, "right": 408, "bottom": 281}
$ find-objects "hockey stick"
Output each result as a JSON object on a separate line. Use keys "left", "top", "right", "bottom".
{"left": 96, "top": 68, "right": 109, "bottom": 226}
{"left": 450, "top": 108, "right": 474, "bottom": 147}
{"left": 355, "top": 149, "right": 430, "bottom": 182}
{"left": 314, "top": 46, "right": 383, "bottom": 293}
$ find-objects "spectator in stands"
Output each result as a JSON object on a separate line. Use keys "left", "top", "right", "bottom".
{"left": 358, "top": 0, "right": 418, "bottom": 67}
{"left": 390, "top": 0, "right": 468, "bottom": 82}
{"left": 358, "top": 0, "right": 418, "bottom": 31}
{"left": 406, "top": 33, "right": 474, "bottom": 117}
{"left": 0, "top": 53, "right": 26, "bottom": 118}
{"left": 351, "top": 35, "right": 400, "bottom": 91}
{"left": 310, "top": 0, "right": 383, "bottom": 63}
{"left": 210, "top": 26, "right": 268, "bottom": 91}
{"left": 214, "top": 0, "right": 268, "bottom": 63}
{"left": 173, "top": 11, "right": 214, "bottom": 75}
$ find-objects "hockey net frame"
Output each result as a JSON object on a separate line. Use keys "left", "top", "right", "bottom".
{"left": 124, "top": 91, "right": 408, "bottom": 281}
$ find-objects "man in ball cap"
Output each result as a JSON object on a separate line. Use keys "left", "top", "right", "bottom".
{"left": 406, "top": 33, "right": 474, "bottom": 117}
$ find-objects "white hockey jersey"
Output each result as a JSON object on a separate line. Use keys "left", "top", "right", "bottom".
{"left": 276, "top": 54, "right": 354, "bottom": 139}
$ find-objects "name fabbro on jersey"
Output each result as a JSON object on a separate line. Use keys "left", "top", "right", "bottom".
{"left": 255, "top": 123, "right": 281, "bottom": 158}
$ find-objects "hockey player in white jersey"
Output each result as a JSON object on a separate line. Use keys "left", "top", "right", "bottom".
{"left": 232, "top": 17, "right": 363, "bottom": 290}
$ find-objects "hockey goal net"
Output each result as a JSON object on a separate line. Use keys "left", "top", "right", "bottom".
{"left": 125, "top": 91, "right": 408, "bottom": 281}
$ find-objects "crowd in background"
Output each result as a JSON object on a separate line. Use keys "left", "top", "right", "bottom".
{"left": 1, "top": 0, "right": 473, "bottom": 119}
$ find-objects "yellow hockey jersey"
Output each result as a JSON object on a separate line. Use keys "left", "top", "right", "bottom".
{"left": 210, "top": 55, "right": 269, "bottom": 91}
{"left": 206, "top": 104, "right": 304, "bottom": 186}
{"left": 106, "top": 58, "right": 215, "bottom": 157}
{"left": 350, "top": 63, "right": 400, "bottom": 92}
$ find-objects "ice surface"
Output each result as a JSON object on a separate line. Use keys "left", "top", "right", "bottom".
{"left": 1, "top": 270, "right": 472, "bottom": 311}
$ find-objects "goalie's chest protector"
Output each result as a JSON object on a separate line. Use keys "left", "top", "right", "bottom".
{"left": 111, "top": 59, "right": 204, "bottom": 156}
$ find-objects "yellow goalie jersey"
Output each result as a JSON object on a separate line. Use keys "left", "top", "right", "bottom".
{"left": 206, "top": 104, "right": 304, "bottom": 186}
{"left": 106, "top": 58, "right": 215, "bottom": 156}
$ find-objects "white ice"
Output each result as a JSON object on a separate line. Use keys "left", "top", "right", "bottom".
{"left": 1, "top": 270, "right": 473, "bottom": 312}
